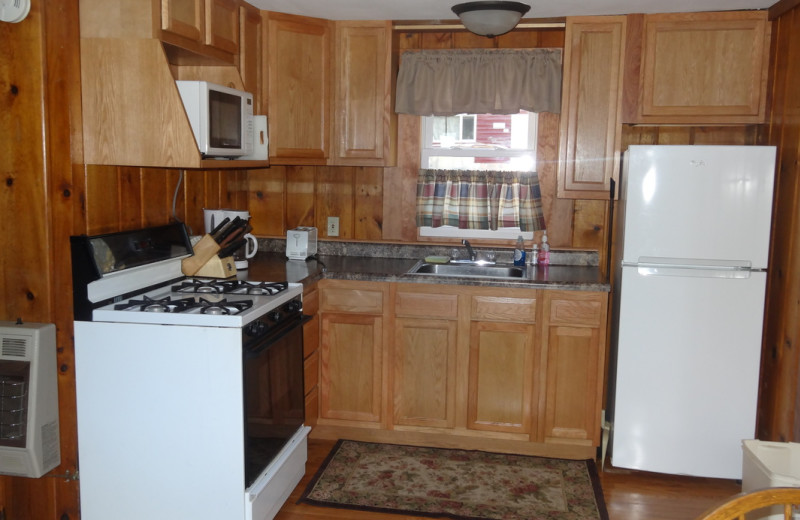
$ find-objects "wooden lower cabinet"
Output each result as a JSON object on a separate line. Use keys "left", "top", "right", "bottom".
{"left": 540, "top": 291, "right": 608, "bottom": 446}
{"left": 392, "top": 288, "right": 459, "bottom": 429}
{"left": 312, "top": 280, "right": 608, "bottom": 459}
{"left": 467, "top": 320, "right": 536, "bottom": 434}
{"left": 317, "top": 280, "right": 387, "bottom": 427}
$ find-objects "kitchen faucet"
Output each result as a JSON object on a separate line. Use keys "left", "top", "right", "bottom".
{"left": 462, "top": 239, "right": 476, "bottom": 262}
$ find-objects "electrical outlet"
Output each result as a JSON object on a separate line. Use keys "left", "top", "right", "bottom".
{"left": 327, "top": 216, "right": 340, "bottom": 237}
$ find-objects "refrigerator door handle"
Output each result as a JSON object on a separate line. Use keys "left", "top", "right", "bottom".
{"left": 622, "top": 257, "right": 757, "bottom": 279}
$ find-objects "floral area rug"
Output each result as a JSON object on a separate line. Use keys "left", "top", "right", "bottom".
{"left": 299, "top": 439, "right": 609, "bottom": 520}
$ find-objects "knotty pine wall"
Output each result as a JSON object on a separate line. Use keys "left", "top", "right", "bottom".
{"left": 1, "top": 1, "right": 82, "bottom": 518}
{"left": 759, "top": 0, "right": 800, "bottom": 443}
{"left": 0, "top": 1, "right": 251, "bottom": 516}
{"left": 81, "top": 166, "right": 248, "bottom": 236}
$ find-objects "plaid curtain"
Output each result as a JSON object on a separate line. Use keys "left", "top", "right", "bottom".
{"left": 416, "top": 169, "right": 546, "bottom": 231}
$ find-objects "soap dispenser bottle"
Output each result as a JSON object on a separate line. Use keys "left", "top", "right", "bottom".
{"left": 530, "top": 243, "right": 539, "bottom": 266}
{"left": 513, "top": 235, "right": 526, "bottom": 266}
{"left": 538, "top": 231, "right": 550, "bottom": 265}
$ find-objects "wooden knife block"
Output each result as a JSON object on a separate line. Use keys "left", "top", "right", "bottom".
{"left": 193, "top": 255, "right": 237, "bottom": 278}
{"left": 181, "top": 234, "right": 237, "bottom": 278}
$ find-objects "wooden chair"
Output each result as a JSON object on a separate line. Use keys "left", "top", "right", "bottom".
{"left": 697, "top": 487, "right": 800, "bottom": 520}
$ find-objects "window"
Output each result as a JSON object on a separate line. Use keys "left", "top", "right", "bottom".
{"left": 419, "top": 111, "right": 539, "bottom": 240}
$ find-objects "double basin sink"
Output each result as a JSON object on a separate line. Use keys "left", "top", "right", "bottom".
{"left": 407, "top": 260, "right": 525, "bottom": 280}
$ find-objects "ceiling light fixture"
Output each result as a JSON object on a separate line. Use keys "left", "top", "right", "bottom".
{"left": 452, "top": 1, "right": 531, "bottom": 38}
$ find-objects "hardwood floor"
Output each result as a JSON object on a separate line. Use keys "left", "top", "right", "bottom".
{"left": 275, "top": 439, "right": 742, "bottom": 520}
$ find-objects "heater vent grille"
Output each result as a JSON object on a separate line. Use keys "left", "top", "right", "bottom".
{"left": 0, "top": 338, "right": 28, "bottom": 359}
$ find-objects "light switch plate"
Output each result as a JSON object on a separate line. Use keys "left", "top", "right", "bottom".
{"left": 327, "top": 216, "right": 339, "bottom": 237}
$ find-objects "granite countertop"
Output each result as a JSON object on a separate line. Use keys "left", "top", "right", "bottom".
{"left": 245, "top": 249, "right": 610, "bottom": 293}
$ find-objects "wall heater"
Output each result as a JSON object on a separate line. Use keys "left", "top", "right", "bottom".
{"left": 0, "top": 321, "right": 60, "bottom": 477}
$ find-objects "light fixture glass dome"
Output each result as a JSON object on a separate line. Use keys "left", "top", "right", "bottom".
{"left": 452, "top": 1, "right": 531, "bottom": 38}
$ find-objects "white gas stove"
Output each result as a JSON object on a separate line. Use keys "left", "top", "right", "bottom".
{"left": 71, "top": 224, "right": 309, "bottom": 520}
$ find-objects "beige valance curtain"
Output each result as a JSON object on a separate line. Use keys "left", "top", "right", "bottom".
{"left": 395, "top": 48, "right": 562, "bottom": 116}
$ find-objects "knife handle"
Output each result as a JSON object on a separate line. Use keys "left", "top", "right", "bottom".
{"left": 219, "top": 238, "right": 246, "bottom": 258}
{"left": 209, "top": 217, "right": 230, "bottom": 238}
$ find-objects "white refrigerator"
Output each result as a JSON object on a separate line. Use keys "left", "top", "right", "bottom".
{"left": 609, "top": 145, "right": 776, "bottom": 480}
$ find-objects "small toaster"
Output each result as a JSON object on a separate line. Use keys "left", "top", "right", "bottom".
{"left": 286, "top": 227, "right": 318, "bottom": 260}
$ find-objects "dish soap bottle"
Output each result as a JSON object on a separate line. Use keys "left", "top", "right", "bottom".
{"left": 513, "top": 235, "right": 526, "bottom": 266}
{"left": 538, "top": 231, "right": 550, "bottom": 265}
{"left": 530, "top": 243, "right": 539, "bottom": 266}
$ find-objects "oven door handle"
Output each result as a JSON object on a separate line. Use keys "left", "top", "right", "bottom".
{"left": 244, "top": 314, "right": 312, "bottom": 357}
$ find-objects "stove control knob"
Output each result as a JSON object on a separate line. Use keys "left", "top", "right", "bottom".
{"left": 268, "top": 310, "right": 282, "bottom": 322}
{"left": 284, "top": 300, "right": 302, "bottom": 313}
{"left": 245, "top": 321, "right": 268, "bottom": 336}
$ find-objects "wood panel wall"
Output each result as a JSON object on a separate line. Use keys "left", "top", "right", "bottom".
{"left": 1, "top": 1, "right": 81, "bottom": 517}
{"left": 79, "top": 166, "right": 248, "bottom": 236}
{"left": 0, "top": 1, "right": 248, "bottom": 517}
{"left": 759, "top": 2, "right": 800, "bottom": 442}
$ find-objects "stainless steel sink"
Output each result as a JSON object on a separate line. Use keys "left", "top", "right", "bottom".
{"left": 407, "top": 261, "right": 525, "bottom": 279}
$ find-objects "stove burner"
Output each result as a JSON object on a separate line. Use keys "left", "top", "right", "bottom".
{"left": 171, "top": 279, "right": 289, "bottom": 296}
{"left": 114, "top": 296, "right": 197, "bottom": 313}
{"left": 190, "top": 297, "right": 254, "bottom": 316}
{"left": 172, "top": 280, "right": 225, "bottom": 294}
{"left": 220, "top": 281, "right": 289, "bottom": 295}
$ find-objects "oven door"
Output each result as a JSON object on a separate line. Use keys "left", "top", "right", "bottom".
{"left": 242, "top": 314, "right": 309, "bottom": 488}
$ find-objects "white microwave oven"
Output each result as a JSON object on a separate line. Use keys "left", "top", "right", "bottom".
{"left": 175, "top": 81, "right": 254, "bottom": 158}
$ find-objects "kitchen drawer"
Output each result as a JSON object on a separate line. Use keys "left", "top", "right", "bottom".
{"left": 548, "top": 297, "right": 604, "bottom": 327}
{"left": 395, "top": 292, "right": 458, "bottom": 320}
{"left": 320, "top": 283, "right": 385, "bottom": 314}
{"left": 304, "top": 350, "right": 319, "bottom": 395}
{"left": 303, "top": 288, "right": 319, "bottom": 315}
{"left": 471, "top": 295, "right": 537, "bottom": 324}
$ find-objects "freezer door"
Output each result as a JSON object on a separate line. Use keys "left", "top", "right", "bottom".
{"left": 621, "top": 145, "right": 775, "bottom": 268}
{"left": 610, "top": 266, "right": 765, "bottom": 479}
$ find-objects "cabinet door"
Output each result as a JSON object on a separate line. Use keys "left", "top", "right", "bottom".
{"left": 204, "top": 0, "right": 238, "bottom": 54}
{"left": 540, "top": 291, "right": 608, "bottom": 446}
{"left": 319, "top": 312, "right": 382, "bottom": 423}
{"left": 392, "top": 289, "right": 458, "bottom": 430}
{"left": 161, "top": 0, "right": 204, "bottom": 42}
{"left": 393, "top": 317, "right": 457, "bottom": 429}
{"left": 632, "top": 11, "right": 770, "bottom": 124}
{"left": 331, "top": 21, "right": 395, "bottom": 166}
{"left": 239, "top": 4, "right": 263, "bottom": 113}
{"left": 268, "top": 13, "right": 330, "bottom": 165}
{"left": 557, "top": 16, "right": 626, "bottom": 200}
{"left": 467, "top": 321, "right": 536, "bottom": 434}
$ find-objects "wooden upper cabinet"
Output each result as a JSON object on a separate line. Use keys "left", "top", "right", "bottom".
{"left": 204, "top": 0, "right": 239, "bottom": 54}
{"left": 623, "top": 11, "right": 771, "bottom": 124}
{"left": 159, "top": 0, "right": 239, "bottom": 61}
{"left": 161, "top": 0, "right": 204, "bottom": 42}
{"left": 267, "top": 12, "right": 331, "bottom": 165}
{"left": 557, "top": 16, "right": 627, "bottom": 200}
{"left": 331, "top": 21, "right": 397, "bottom": 167}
